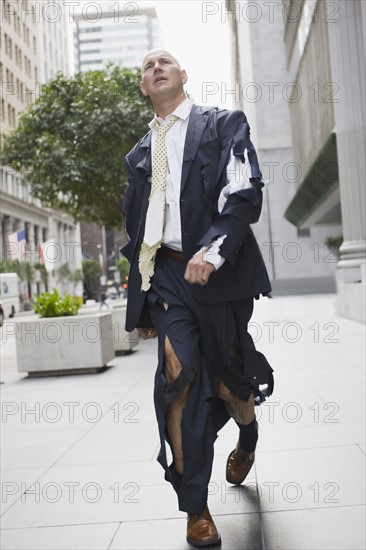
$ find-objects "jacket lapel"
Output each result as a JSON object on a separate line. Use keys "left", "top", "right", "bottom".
{"left": 136, "top": 131, "right": 152, "bottom": 176}
{"left": 181, "top": 104, "right": 211, "bottom": 193}
{"left": 134, "top": 132, "right": 152, "bottom": 238}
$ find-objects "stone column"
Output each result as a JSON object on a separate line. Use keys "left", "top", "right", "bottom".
{"left": 328, "top": 0, "right": 366, "bottom": 322}
{"left": 25, "top": 221, "right": 35, "bottom": 262}
{"left": 14, "top": 218, "right": 23, "bottom": 231}
{"left": 3, "top": 216, "right": 15, "bottom": 260}
{"left": 0, "top": 216, "right": 4, "bottom": 261}
{"left": 33, "top": 225, "right": 40, "bottom": 249}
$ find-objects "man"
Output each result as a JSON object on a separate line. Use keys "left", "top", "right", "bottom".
{"left": 121, "top": 49, "right": 274, "bottom": 547}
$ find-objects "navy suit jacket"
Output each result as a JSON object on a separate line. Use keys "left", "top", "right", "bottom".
{"left": 121, "top": 104, "right": 271, "bottom": 331}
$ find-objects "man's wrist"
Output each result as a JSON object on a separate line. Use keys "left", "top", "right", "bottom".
{"left": 198, "top": 239, "right": 227, "bottom": 271}
{"left": 203, "top": 249, "right": 225, "bottom": 270}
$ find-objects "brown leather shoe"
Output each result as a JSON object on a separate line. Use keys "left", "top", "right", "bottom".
{"left": 186, "top": 504, "right": 221, "bottom": 547}
{"left": 226, "top": 442, "right": 255, "bottom": 485}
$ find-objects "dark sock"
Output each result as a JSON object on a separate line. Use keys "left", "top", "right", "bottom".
{"left": 236, "top": 419, "right": 258, "bottom": 453}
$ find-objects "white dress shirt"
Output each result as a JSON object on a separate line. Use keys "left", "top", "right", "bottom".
{"left": 148, "top": 98, "right": 253, "bottom": 270}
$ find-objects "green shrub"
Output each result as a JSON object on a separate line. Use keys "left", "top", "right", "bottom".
{"left": 33, "top": 289, "right": 81, "bottom": 318}
{"left": 324, "top": 236, "right": 343, "bottom": 260}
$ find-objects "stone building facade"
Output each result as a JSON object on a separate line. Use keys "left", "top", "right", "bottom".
{"left": 1, "top": 0, "right": 82, "bottom": 299}
{"left": 226, "top": 0, "right": 365, "bottom": 322}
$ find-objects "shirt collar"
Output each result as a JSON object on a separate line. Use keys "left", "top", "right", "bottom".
{"left": 148, "top": 98, "right": 193, "bottom": 129}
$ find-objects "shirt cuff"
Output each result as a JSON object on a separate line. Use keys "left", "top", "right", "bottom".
{"left": 201, "top": 235, "right": 227, "bottom": 271}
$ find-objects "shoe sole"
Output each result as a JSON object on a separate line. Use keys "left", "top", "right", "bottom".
{"left": 186, "top": 535, "right": 221, "bottom": 547}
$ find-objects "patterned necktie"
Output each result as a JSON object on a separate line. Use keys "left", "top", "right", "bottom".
{"left": 139, "top": 115, "right": 179, "bottom": 291}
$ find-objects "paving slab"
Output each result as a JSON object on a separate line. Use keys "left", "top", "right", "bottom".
{"left": 261, "top": 505, "right": 365, "bottom": 550}
{"left": 110, "top": 513, "right": 262, "bottom": 550}
{"left": 0, "top": 523, "right": 119, "bottom": 550}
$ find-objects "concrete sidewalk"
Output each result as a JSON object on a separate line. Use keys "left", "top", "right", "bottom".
{"left": 0, "top": 294, "right": 365, "bottom": 549}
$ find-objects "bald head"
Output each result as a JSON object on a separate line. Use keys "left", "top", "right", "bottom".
{"left": 140, "top": 49, "right": 187, "bottom": 113}
{"left": 141, "top": 49, "right": 181, "bottom": 76}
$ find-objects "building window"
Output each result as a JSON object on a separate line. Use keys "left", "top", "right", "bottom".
{"left": 1, "top": 99, "right": 5, "bottom": 123}
{"left": 7, "top": 69, "right": 14, "bottom": 82}
{"left": 80, "top": 59, "right": 103, "bottom": 65}
{"left": 25, "top": 89, "right": 32, "bottom": 107}
{"left": 81, "top": 49, "right": 100, "bottom": 55}
{"left": 3, "top": 2, "right": 10, "bottom": 23}
{"left": 16, "top": 78, "right": 21, "bottom": 101}
{"left": 79, "top": 27, "right": 102, "bottom": 33}
{"left": 297, "top": 227, "right": 311, "bottom": 238}
{"left": 15, "top": 45, "right": 23, "bottom": 68}
{"left": 22, "top": 24, "right": 30, "bottom": 46}
{"left": 79, "top": 38, "right": 102, "bottom": 44}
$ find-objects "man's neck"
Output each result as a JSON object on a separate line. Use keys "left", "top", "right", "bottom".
{"left": 153, "top": 93, "right": 187, "bottom": 119}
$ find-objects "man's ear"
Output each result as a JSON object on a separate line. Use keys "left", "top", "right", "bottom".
{"left": 140, "top": 81, "right": 148, "bottom": 96}
{"left": 181, "top": 70, "right": 188, "bottom": 85}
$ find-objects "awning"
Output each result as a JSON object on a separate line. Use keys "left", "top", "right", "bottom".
{"left": 284, "top": 133, "right": 339, "bottom": 227}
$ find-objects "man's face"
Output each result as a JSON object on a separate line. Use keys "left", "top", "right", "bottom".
{"left": 140, "top": 50, "right": 187, "bottom": 101}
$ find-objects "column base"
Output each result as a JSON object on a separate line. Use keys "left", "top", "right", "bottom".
{"left": 335, "top": 258, "right": 366, "bottom": 323}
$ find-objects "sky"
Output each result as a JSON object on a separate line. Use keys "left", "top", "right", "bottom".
{"left": 71, "top": 0, "right": 232, "bottom": 106}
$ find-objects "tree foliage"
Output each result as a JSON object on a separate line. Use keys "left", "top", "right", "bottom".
{"left": 82, "top": 259, "right": 102, "bottom": 298}
{"left": 116, "top": 257, "right": 130, "bottom": 282}
{"left": 0, "top": 259, "right": 35, "bottom": 283}
{"left": 1, "top": 65, "right": 153, "bottom": 228}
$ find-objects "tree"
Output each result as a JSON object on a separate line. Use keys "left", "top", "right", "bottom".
{"left": 82, "top": 259, "right": 102, "bottom": 299}
{"left": 57, "top": 263, "right": 83, "bottom": 294}
{"left": 1, "top": 65, "right": 153, "bottom": 228}
{"left": 0, "top": 259, "right": 35, "bottom": 286}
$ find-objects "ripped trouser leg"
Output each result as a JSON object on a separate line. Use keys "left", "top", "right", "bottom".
{"left": 218, "top": 380, "right": 258, "bottom": 452}
{"left": 165, "top": 332, "right": 191, "bottom": 475}
{"left": 147, "top": 278, "right": 217, "bottom": 513}
{"left": 217, "top": 379, "right": 255, "bottom": 425}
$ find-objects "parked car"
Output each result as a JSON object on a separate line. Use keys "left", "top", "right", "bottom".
{"left": 0, "top": 273, "right": 20, "bottom": 326}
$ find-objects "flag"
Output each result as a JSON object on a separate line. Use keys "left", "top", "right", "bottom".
{"left": 7, "top": 229, "right": 26, "bottom": 261}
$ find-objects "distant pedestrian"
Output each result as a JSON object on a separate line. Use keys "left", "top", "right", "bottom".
{"left": 99, "top": 291, "right": 110, "bottom": 310}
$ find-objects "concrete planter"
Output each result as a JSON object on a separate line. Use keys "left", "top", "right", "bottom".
{"left": 110, "top": 303, "right": 138, "bottom": 354}
{"left": 15, "top": 312, "right": 115, "bottom": 376}
{"left": 79, "top": 300, "right": 138, "bottom": 354}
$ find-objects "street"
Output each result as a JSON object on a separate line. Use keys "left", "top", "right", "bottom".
{"left": 0, "top": 294, "right": 365, "bottom": 549}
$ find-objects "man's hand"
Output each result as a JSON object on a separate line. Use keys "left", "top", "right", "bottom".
{"left": 138, "top": 328, "right": 157, "bottom": 339}
{"left": 184, "top": 249, "right": 215, "bottom": 285}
